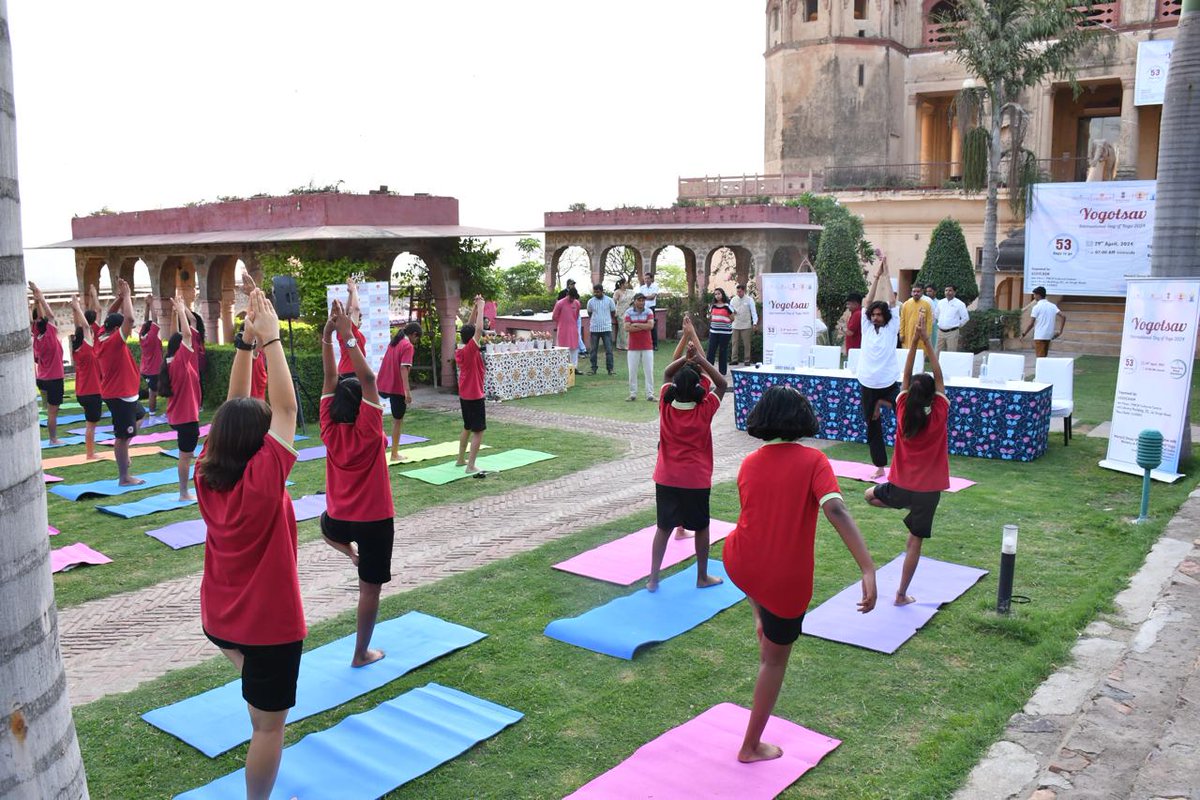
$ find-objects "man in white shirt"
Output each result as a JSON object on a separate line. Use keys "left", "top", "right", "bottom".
{"left": 641, "top": 272, "right": 661, "bottom": 350}
{"left": 1022, "top": 286, "right": 1067, "bottom": 358}
{"left": 729, "top": 283, "right": 758, "bottom": 365}
{"left": 857, "top": 260, "right": 901, "bottom": 478}
{"left": 935, "top": 284, "right": 970, "bottom": 354}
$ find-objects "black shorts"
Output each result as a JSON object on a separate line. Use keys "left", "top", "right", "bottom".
{"left": 459, "top": 397, "right": 486, "bottom": 432}
{"left": 382, "top": 393, "right": 407, "bottom": 420}
{"left": 143, "top": 372, "right": 159, "bottom": 392}
{"left": 320, "top": 512, "right": 395, "bottom": 585}
{"left": 77, "top": 394, "right": 103, "bottom": 423}
{"left": 755, "top": 602, "right": 806, "bottom": 646}
{"left": 872, "top": 482, "right": 942, "bottom": 538}
{"left": 37, "top": 378, "right": 65, "bottom": 407}
{"left": 203, "top": 630, "right": 304, "bottom": 712}
{"left": 171, "top": 421, "right": 200, "bottom": 454}
{"left": 105, "top": 397, "right": 140, "bottom": 440}
{"left": 655, "top": 483, "right": 711, "bottom": 532}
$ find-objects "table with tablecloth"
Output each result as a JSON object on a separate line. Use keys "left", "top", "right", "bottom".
{"left": 482, "top": 346, "right": 571, "bottom": 401}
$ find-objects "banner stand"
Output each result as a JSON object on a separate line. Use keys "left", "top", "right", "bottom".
{"left": 1097, "top": 459, "right": 1184, "bottom": 484}
{"left": 761, "top": 273, "right": 818, "bottom": 366}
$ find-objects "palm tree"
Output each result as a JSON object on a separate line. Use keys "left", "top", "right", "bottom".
{"left": 1151, "top": 0, "right": 1200, "bottom": 278}
{"left": 0, "top": 2, "right": 90, "bottom": 796}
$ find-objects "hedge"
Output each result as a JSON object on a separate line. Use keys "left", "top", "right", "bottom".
{"left": 960, "top": 309, "right": 1022, "bottom": 354}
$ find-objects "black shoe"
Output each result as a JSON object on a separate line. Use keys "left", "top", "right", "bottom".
{"left": 608, "top": 371, "right": 614, "bottom": 375}
{"left": 589, "top": 370, "right": 597, "bottom": 375}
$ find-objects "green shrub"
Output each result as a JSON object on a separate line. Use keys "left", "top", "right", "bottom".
{"left": 815, "top": 217, "right": 868, "bottom": 345}
{"left": 916, "top": 218, "right": 980, "bottom": 305}
{"left": 960, "top": 309, "right": 1021, "bottom": 353}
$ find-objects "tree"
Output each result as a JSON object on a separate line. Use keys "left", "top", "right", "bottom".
{"left": 941, "top": 0, "right": 1095, "bottom": 309}
{"left": 815, "top": 217, "right": 869, "bottom": 343}
{"left": 603, "top": 246, "right": 638, "bottom": 285}
{"left": 0, "top": 1, "right": 90, "bottom": 793}
{"left": 916, "top": 218, "right": 980, "bottom": 305}
{"left": 501, "top": 261, "right": 545, "bottom": 299}
{"left": 448, "top": 238, "right": 503, "bottom": 301}
{"left": 786, "top": 193, "right": 875, "bottom": 266}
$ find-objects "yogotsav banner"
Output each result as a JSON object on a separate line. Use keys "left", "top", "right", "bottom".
{"left": 760, "top": 272, "right": 818, "bottom": 366}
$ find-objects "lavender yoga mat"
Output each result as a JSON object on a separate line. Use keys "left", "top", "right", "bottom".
{"left": 146, "top": 493, "right": 327, "bottom": 549}
{"left": 554, "top": 520, "right": 737, "bottom": 585}
{"left": 100, "top": 425, "right": 211, "bottom": 447}
{"left": 827, "top": 459, "right": 976, "bottom": 493}
{"left": 295, "top": 433, "right": 429, "bottom": 463}
{"left": 803, "top": 555, "right": 988, "bottom": 654}
{"left": 50, "top": 542, "right": 112, "bottom": 573}
{"left": 566, "top": 703, "right": 840, "bottom": 799}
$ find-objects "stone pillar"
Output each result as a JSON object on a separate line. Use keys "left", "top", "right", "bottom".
{"left": 904, "top": 95, "right": 921, "bottom": 164}
{"left": 919, "top": 102, "right": 935, "bottom": 184}
{"left": 544, "top": 245, "right": 557, "bottom": 291}
{"left": 1034, "top": 87, "right": 1054, "bottom": 174}
{"left": 590, "top": 247, "right": 604, "bottom": 287}
{"left": 1115, "top": 80, "right": 1139, "bottom": 180}
{"left": 426, "top": 245, "right": 462, "bottom": 390}
{"left": 221, "top": 282, "right": 235, "bottom": 344}
{"left": 697, "top": 250, "right": 711, "bottom": 298}
{"left": 192, "top": 256, "right": 220, "bottom": 343}
{"left": 684, "top": 248, "right": 698, "bottom": 300}
{"left": 950, "top": 124, "right": 963, "bottom": 179}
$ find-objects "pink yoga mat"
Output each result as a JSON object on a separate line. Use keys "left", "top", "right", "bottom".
{"left": 50, "top": 542, "right": 112, "bottom": 573}
{"left": 43, "top": 473, "right": 63, "bottom": 483}
{"left": 827, "top": 459, "right": 976, "bottom": 493}
{"left": 566, "top": 703, "right": 840, "bottom": 799}
{"left": 48, "top": 525, "right": 59, "bottom": 536}
{"left": 100, "top": 425, "right": 211, "bottom": 447}
{"left": 553, "top": 520, "right": 736, "bottom": 585}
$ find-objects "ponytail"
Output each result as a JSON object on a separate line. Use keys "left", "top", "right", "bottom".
{"left": 902, "top": 374, "right": 935, "bottom": 439}
{"left": 72, "top": 326, "right": 85, "bottom": 352}
{"left": 158, "top": 333, "right": 184, "bottom": 399}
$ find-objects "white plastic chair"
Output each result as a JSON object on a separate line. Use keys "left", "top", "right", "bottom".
{"left": 846, "top": 348, "right": 860, "bottom": 374}
{"left": 894, "top": 348, "right": 924, "bottom": 376}
{"left": 938, "top": 351, "right": 975, "bottom": 380}
{"left": 1035, "top": 357, "right": 1075, "bottom": 445}
{"left": 984, "top": 353, "right": 1025, "bottom": 382}
{"left": 811, "top": 345, "right": 841, "bottom": 370}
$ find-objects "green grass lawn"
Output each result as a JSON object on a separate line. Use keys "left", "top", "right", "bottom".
{"left": 73, "top": 429, "right": 1198, "bottom": 799}
{"left": 47, "top": 408, "right": 622, "bottom": 608}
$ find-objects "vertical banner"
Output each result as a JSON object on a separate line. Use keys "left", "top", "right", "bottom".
{"left": 1135, "top": 39, "right": 1174, "bottom": 106}
{"left": 1099, "top": 278, "right": 1200, "bottom": 483}
{"left": 326, "top": 281, "right": 391, "bottom": 373}
{"left": 761, "top": 273, "right": 818, "bottom": 366}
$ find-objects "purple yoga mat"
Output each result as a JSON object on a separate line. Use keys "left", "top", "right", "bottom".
{"left": 294, "top": 434, "right": 429, "bottom": 463}
{"left": 146, "top": 494, "right": 327, "bottom": 549}
{"left": 566, "top": 703, "right": 840, "bottom": 799}
{"left": 50, "top": 542, "right": 112, "bottom": 573}
{"left": 827, "top": 459, "right": 976, "bottom": 493}
{"left": 803, "top": 555, "right": 988, "bottom": 654}
{"left": 100, "top": 425, "right": 211, "bottom": 447}
{"left": 553, "top": 520, "right": 736, "bottom": 585}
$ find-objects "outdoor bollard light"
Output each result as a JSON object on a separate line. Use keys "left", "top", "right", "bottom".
{"left": 1136, "top": 429, "right": 1163, "bottom": 524}
{"left": 997, "top": 524, "right": 1018, "bottom": 615}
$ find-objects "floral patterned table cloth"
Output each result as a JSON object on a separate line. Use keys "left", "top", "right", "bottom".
{"left": 731, "top": 366, "right": 1053, "bottom": 461}
{"left": 482, "top": 346, "right": 570, "bottom": 401}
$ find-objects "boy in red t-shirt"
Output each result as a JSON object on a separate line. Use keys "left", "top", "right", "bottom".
{"left": 865, "top": 308, "right": 950, "bottom": 605}
{"left": 68, "top": 296, "right": 103, "bottom": 459}
{"left": 139, "top": 295, "right": 164, "bottom": 414}
{"left": 378, "top": 322, "right": 421, "bottom": 463}
{"left": 95, "top": 279, "right": 146, "bottom": 486}
{"left": 624, "top": 293, "right": 656, "bottom": 401}
{"left": 454, "top": 295, "right": 487, "bottom": 475}
{"left": 29, "top": 282, "right": 65, "bottom": 444}
{"left": 160, "top": 293, "right": 202, "bottom": 501}
{"left": 724, "top": 385, "right": 877, "bottom": 763}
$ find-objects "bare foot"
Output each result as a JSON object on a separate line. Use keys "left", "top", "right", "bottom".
{"left": 738, "top": 742, "right": 784, "bottom": 763}
{"left": 673, "top": 527, "right": 694, "bottom": 540}
{"left": 697, "top": 575, "right": 724, "bottom": 589}
{"left": 895, "top": 594, "right": 916, "bottom": 606}
{"left": 351, "top": 649, "right": 385, "bottom": 668}
{"left": 85, "top": 453, "right": 101, "bottom": 461}
{"left": 455, "top": 459, "right": 466, "bottom": 467}
{"left": 464, "top": 465, "right": 479, "bottom": 474}
{"left": 870, "top": 467, "right": 885, "bottom": 479}
{"left": 391, "top": 453, "right": 405, "bottom": 463}
{"left": 178, "top": 493, "right": 193, "bottom": 502}
{"left": 118, "top": 477, "right": 145, "bottom": 487}
{"left": 48, "top": 438, "right": 63, "bottom": 445}
{"left": 646, "top": 577, "right": 659, "bottom": 593}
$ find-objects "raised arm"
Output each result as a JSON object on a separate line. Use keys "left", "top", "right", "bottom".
{"left": 822, "top": 498, "right": 877, "bottom": 613}
{"left": 912, "top": 310, "right": 944, "bottom": 392}
{"left": 227, "top": 294, "right": 256, "bottom": 402}
{"left": 69, "top": 296, "right": 92, "bottom": 345}
{"left": 144, "top": 294, "right": 156, "bottom": 325}
{"left": 671, "top": 314, "right": 703, "bottom": 361}
{"left": 335, "top": 309, "right": 379, "bottom": 404}
{"left": 320, "top": 302, "right": 339, "bottom": 396}
{"left": 902, "top": 308, "right": 923, "bottom": 391}
{"left": 468, "top": 295, "right": 484, "bottom": 342}
{"left": 252, "top": 290, "right": 296, "bottom": 444}
{"left": 692, "top": 348, "right": 728, "bottom": 401}
{"left": 346, "top": 276, "right": 361, "bottom": 327}
{"left": 117, "top": 279, "right": 135, "bottom": 338}
{"left": 86, "top": 283, "right": 101, "bottom": 315}
{"left": 172, "top": 292, "right": 193, "bottom": 350}
{"left": 28, "top": 282, "right": 55, "bottom": 324}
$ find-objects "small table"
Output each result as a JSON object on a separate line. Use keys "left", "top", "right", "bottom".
{"left": 482, "top": 346, "right": 571, "bottom": 401}
{"left": 731, "top": 365, "right": 1053, "bottom": 461}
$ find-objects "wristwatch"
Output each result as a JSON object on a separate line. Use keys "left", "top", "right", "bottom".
{"left": 343, "top": 338, "right": 358, "bottom": 349}
{"left": 234, "top": 332, "right": 254, "bottom": 352}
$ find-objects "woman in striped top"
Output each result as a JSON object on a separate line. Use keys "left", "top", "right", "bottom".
{"left": 705, "top": 288, "right": 735, "bottom": 374}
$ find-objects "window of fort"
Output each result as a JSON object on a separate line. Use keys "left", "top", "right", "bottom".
{"left": 923, "top": 0, "right": 962, "bottom": 47}
{"left": 915, "top": 94, "right": 959, "bottom": 185}
{"left": 768, "top": 4, "right": 783, "bottom": 47}
{"left": 1156, "top": 0, "right": 1181, "bottom": 20}
{"left": 854, "top": 0, "right": 867, "bottom": 20}
{"left": 1049, "top": 81, "right": 1122, "bottom": 181}
{"left": 1075, "top": 1, "right": 1120, "bottom": 29}
{"left": 805, "top": 0, "right": 819, "bottom": 22}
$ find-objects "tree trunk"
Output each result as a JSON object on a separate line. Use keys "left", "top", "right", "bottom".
{"left": 0, "top": 3, "right": 90, "bottom": 795}
{"left": 978, "top": 91, "right": 1004, "bottom": 311}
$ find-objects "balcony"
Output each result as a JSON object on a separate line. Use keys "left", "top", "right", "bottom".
{"left": 922, "top": 0, "right": 1122, "bottom": 50}
{"left": 677, "top": 173, "right": 824, "bottom": 201}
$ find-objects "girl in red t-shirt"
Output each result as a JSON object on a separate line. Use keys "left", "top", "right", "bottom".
{"left": 68, "top": 297, "right": 103, "bottom": 459}
{"left": 724, "top": 385, "right": 877, "bottom": 763}
{"left": 865, "top": 309, "right": 949, "bottom": 606}
{"left": 378, "top": 322, "right": 421, "bottom": 463}
{"left": 195, "top": 284, "right": 302, "bottom": 800}
{"left": 138, "top": 296, "right": 164, "bottom": 414}
{"left": 647, "top": 338, "right": 727, "bottom": 592}
{"left": 159, "top": 294, "right": 202, "bottom": 501}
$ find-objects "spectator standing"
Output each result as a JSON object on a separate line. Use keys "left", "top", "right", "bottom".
{"left": 586, "top": 283, "right": 617, "bottom": 375}
{"left": 843, "top": 292, "right": 863, "bottom": 360}
{"left": 934, "top": 284, "right": 970, "bottom": 354}
{"left": 613, "top": 279, "right": 634, "bottom": 350}
{"left": 706, "top": 288, "right": 735, "bottom": 374}
{"left": 730, "top": 283, "right": 758, "bottom": 365}
{"left": 552, "top": 286, "right": 582, "bottom": 374}
{"left": 642, "top": 272, "right": 662, "bottom": 350}
{"left": 898, "top": 283, "right": 934, "bottom": 353}
{"left": 1022, "top": 287, "right": 1067, "bottom": 358}
{"left": 624, "top": 293, "right": 656, "bottom": 401}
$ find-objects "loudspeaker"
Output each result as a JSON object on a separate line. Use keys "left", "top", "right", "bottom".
{"left": 271, "top": 275, "right": 301, "bottom": 320}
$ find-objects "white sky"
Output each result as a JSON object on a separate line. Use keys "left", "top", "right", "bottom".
{"left": 10, "top": 1, "right": 764, "bottom": 290}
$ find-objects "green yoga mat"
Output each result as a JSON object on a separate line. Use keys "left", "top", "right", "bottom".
{"left": 387, "top": 441, "right": 491, "bottom": 466}
{"left": 398, "top": 448, "right": 555, "bottom": 485}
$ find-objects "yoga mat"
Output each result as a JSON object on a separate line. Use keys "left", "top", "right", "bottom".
{"left": 145, "top": 493, "right": 324, "bottom": 549}
{"left": 144, "top": 611, "right": 487, "bottom": 757}
{"left": 43, "top": 446, "right": 161, "bottom": 471}
{"left": 99, "top": 425, "right": 210, "bottom": 447}
{"left": 97, "top": 491, "right": 196, "bottom": 519}
{"left": 544, "top": 562, "right": 744, "bottom": 659}
{"left": 176, "top": 683, "right": 522, "bottom": 800}
{"left": 399, "top": 448, "right": 556, "bottom": 486}
{"left": 50, "top": 542, "right": 112, "bottom": 573}
{"left": 803, "top": 555, "right": 988, "bottom": 654}
{"left": 50, "top": 466, "right": 193, "bottom": 501}
{"left": 566, "top": 703, "right": 840, "bottom": 799}
{"left": 553, "top": 520, "right": 737, "bottom": 585}
{"left": 827, "top": 459, "right": 976, "bottom": 493}
{"left": 291, "top": 492, "right": 327, "bottom": 521}
{"left": 386, "top": 440, "right": 489, "bottom": 466}
{"left": 295, "top": 433, "right": 430, "bottom": 463}
{"left": 43, "top": 473, "right": 62, "bottom": 483}
{"left": 48, "top": 525, "right": 59, "bottom": 536}
{"left": 41, "top": 435, "right": 88, "bottom": 449}
{"left": 41, "top": 413, "right": 95, "bottom": 426}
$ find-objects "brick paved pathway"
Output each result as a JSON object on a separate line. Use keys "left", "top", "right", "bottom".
{"left": 60, "top": 392, "right": 773, "bottom": 706}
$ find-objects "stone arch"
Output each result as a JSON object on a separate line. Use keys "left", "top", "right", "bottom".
{"left": 550, "top": 245, "right": 591, "bottom": 290}
{"left": 770, "top": 245, "right": 806, "bottom": 273}
{"left": 202, "top": 256, "right": 239, "bottom": 343}
{"left": 649, "top": 245, "right": 693, "bottom": 296}
{"left": 599, "top": 245, "right": 642, "bottom": 288}
{"left": 80, "top": 256, "right": 106, "bottom": 293}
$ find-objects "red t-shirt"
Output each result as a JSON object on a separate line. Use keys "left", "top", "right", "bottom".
{"left": 73, "top": 339, "right": 101, "bottom": 397}
{"left": 652, "top": 386, "right": 721, "bottom": 489}
{"left": 624, "top": 308, "right": 654, "bottom": 351}
{"left": 319, "top": 396, "right": 394, "bottom": 522}
{"left": 166, "top": 344, "right": 201, "bottom": 425}
{"left": 455, "top": 338, "right": 485, "bottom": 401}
{"left": 723, "top": 443, "right": 843, "bottom": 618}
{"left": 845, "top": 307, "right": 863, "bottom": 350}
{"left": 336, "top": 323, "right": 368, "bottom": 375}
{"left": 139, "top": 322, "right": 163, "bottom": 376}
{"left": 250, "top": 351, "right": 268, "bottom": 400}
{"left": 94, "top": 327, "right": 141, "bottom": 399}
{"left": 32, "top": 321, "right": 65, "bottom": 380}
{"left": 890, "top": 392, "right": 950, "bottom": 492}
{"left": 197, "top": 432, "right": 306, "bottom": 645}
{"left": 377, "top": 337, "right": 414, "bottom": 396}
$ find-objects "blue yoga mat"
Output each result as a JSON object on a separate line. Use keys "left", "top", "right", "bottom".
{"left": 50, "top": 466, "right": 193, "bottom": 501}
{"left": 41, "top": 413, "right": 99, "bottom": 427}
{"left": 41, "top": 435, "right": 88, "bottom": 449}
{"left": 177, "top": 683, "right": 522, "bottom": 800}
{"left": 143, "top": 611, "right": 486, "bottom": 757}
{"left": 97, "top": 491, "right": 197, "bottom": 519}
{"left": 544, "top": 561, "right": 744, "bottom": 659}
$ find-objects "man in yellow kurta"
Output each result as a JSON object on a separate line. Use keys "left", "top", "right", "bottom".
{"left": 898, "top": 283, "right": 935, "bottom": 355}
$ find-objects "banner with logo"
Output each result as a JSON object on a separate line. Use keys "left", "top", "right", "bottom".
{"left": 1099, "top": 278, "right": 1200, "bottom": 483}
{"left": 1024, "top": 181, "right": 1156, "bottom": 297}
{"left": 761, "top": 273, "right": 819, "bottom": 366}
{"left": 1135, "top": 39, "right": 1174, "bottom": 106}
{"left": 326, "top": 281, "right": 391, "bottom": 372}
